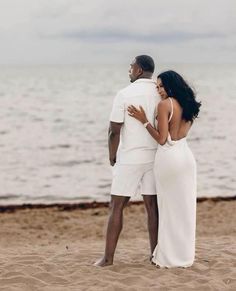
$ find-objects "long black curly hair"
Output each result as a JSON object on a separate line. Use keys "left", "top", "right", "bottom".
{"left": 157, "top": 70, "right": 201, "bottom": 122}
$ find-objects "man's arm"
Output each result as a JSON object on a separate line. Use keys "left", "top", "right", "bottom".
{"left": 108, "top": 121, "right": 123, "bottom": 166}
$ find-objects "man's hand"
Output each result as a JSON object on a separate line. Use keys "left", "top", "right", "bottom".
{"left": 109, "top": 157, "right": 116, "bottom": 166}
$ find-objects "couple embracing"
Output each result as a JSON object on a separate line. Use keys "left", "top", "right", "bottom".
{"left": 95, "top": 55, "right": 201, "bottom": 268}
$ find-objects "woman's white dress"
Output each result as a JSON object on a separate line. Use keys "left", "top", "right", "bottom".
{"left": 152, "top": 98, "right": 197, "bottom": 268}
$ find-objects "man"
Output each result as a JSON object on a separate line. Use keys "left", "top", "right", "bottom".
{"left": 95, "top": 55, "right": 160, "bottom": 267}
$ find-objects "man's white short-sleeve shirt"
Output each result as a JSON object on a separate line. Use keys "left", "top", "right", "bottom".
{"left": 110, "top": 78, "right": 160, "bottom": 164}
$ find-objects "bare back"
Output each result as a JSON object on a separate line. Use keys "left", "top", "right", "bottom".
{"left": 168, "top": 98, "right": 192, "bottom": 140}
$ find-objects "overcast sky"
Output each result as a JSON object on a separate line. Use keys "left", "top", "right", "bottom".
{"left": 0, "top": 0, "right": 235, "bottom": 65}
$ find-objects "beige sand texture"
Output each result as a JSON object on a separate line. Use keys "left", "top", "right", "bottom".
{"left": 0, "top": 199, "right": 235, "bottom": 291}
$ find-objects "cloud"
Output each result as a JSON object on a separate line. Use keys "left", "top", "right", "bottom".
{"left": 43, "top": 29, "right": 227, "bottom": 44}
{"left": 0, "top": 0, "right": 235, "bottom": 64}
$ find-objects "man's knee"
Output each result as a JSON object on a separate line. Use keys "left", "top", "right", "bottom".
{"left": 143, "top": 195, "right": 157, "bottom": 211}
{"left": 110, "top": 195, "right": 130, "bottom": 211}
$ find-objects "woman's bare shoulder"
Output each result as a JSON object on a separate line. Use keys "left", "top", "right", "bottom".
{"left": 157, "top": 99, "right": 170, "bottom": 110}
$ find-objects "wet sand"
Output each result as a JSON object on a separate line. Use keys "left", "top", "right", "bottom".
{"left": 0, "top": 197, "right": 235, "bottom": 290}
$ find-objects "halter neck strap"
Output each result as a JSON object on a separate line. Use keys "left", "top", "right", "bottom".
{"left": 168, "top": 97, "right": 174, "bottom": 123}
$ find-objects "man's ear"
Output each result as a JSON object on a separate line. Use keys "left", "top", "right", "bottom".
{"left": 138, "top": 67, "right": 143, "bottom": 76}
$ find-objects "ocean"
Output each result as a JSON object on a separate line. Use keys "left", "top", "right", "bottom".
{"left": 0, "top": 63, "right": 235, "bottom": 204}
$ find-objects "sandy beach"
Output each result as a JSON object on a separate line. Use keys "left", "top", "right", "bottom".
{"left": 0, "top": 198, "right": 235, "bottom": 291}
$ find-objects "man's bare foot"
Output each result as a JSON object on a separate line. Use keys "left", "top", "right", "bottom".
{"left": 93, "top": 257, "right": 113, "bottom": 267}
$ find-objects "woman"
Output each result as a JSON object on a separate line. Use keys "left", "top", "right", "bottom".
{"left": 128, "top": 70, "right": 201, "bottom": 268}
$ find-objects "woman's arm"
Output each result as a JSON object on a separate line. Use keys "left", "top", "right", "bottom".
{"left": 127, "top": 101, "right": 169, "bottom": 145}
{"left": 155, "top": 101, "right": 169, "bottom": 145}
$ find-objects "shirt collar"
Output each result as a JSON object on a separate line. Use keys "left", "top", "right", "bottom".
{"left": 134, "top": 78, "right": 156, "bottom": 84}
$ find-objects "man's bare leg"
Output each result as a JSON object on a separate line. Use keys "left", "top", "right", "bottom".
{"left": 94, "top": 195, "right": 130, "bottom": 267}
{"left": 143, "top": 195, "right": 158, "bottom": 259}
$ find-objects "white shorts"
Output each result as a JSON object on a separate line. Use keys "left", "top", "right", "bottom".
{"left": 111, "top": 162, "right": 156, "bottom": 197}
